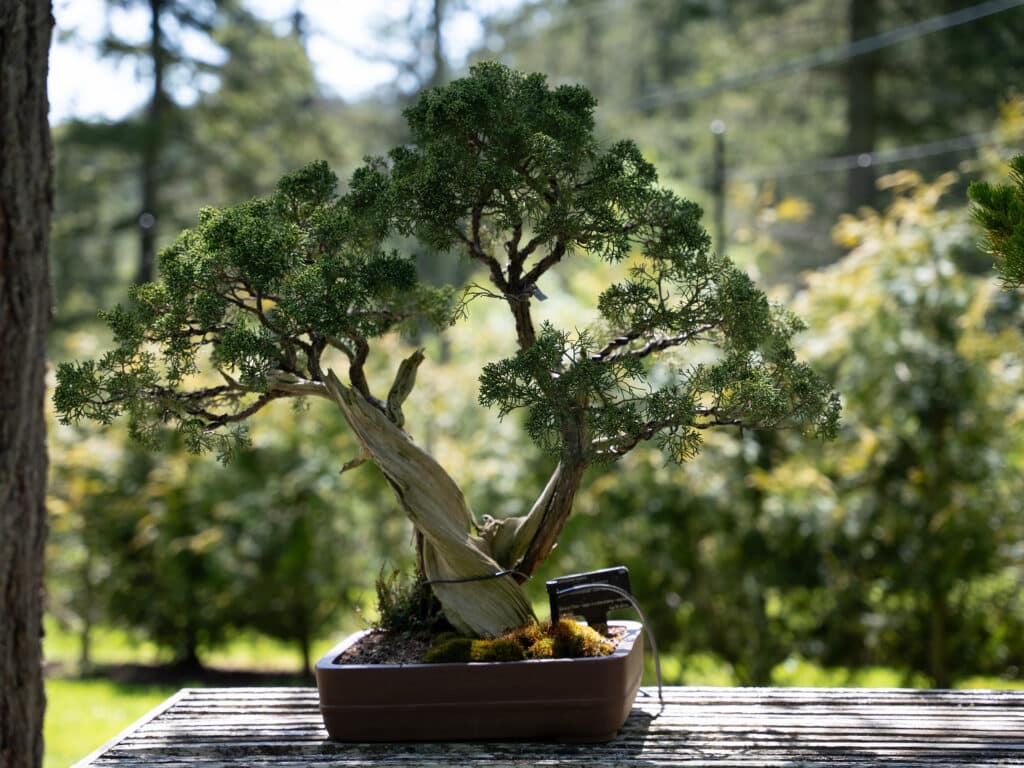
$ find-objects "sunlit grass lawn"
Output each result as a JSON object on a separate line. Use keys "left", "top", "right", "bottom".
{"left": 43, "top": 617, "right": 330, "bottom": 766}
{"left": 45, "top": 679, "right": 175, "bottom": 768}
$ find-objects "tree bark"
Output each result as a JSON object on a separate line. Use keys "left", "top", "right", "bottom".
{"left": 0, "top": 2, "right": 54, "bottom": 767}
{"left": 136, "top": 0, "right": 167, "bottom": 285}
{"left": 501, "top": 458, "right": 587, "bottom": 580}
{"left": 427, "top": 0, "right": 447, "bottom": 90}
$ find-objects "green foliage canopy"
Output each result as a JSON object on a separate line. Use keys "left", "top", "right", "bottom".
{"left": 54, "top": 160, "right": 454, "bottom": 459}
{"left": 56, "top": 61, "right": 838, "bottom": 483}
{"left": 348, "top": 63, "right": 839, "bottom": 463}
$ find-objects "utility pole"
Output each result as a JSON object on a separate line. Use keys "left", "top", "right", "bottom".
{"left": 710, "top": 119, "right": 726, "bottom": 256}
{"left": 846, "top": 0, "right": 878, "bottom": 211}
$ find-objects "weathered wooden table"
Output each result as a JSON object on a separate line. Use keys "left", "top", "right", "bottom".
{"left": 75, "top": 686, "right": 1024, "bottom": 766}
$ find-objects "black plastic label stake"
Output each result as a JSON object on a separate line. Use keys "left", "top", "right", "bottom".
{"left": 546, "top": 566, "right": 632, "bottom": 626}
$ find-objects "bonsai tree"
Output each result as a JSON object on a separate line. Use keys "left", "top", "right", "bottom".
{"left": 969, "top": 154, "right": 1024, "bottom": 291}
{"left": 56, "top": 63, "right": 839, "bottom": 638}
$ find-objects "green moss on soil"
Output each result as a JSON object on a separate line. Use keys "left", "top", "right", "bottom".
{"left": 424, "top": 619, "right": 614, "bottom": 663}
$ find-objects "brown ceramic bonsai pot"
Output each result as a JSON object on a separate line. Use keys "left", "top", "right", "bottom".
{"left": 314, "top": 619, "right": 644, "bottom": 742}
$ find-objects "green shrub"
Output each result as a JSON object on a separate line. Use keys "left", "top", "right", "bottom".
{"left": 374, "top": 569, "right": 450, "bottom": 636}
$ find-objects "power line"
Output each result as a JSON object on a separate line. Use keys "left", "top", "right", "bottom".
{"left": 727, "top": 129, "right": 1024, "bottom": 183}
{"left": 633, "top": 0, "right": 1024, "bottom": 110}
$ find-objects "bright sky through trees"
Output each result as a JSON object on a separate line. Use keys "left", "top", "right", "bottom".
{"left": 48, "top": 0, "right": 525, "bottom": 124}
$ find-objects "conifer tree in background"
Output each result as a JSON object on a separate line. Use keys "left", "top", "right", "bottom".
{"left": 970, "top": 155, "right": 1024, "bottom": 290}
{"left": 56, "top": 63, "right": 839, "bottom": 638}
{"left": 52, "top": 1, "right": 346, "bottom": 322}
{"left": 96, "top": 0, "right": 235, "bottom": 284}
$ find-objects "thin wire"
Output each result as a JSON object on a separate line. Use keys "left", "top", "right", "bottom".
{"left": 632, "top": 0, "right": 1024, "bottom": 110}
{"left": 554, "top": 582, "right": 664, "bottom": 714}
{"left": 728, "top": 129, "right": 1024, "bottom": 183}
{"left": 424, "top": 569, "right": 530, "bottom": 585}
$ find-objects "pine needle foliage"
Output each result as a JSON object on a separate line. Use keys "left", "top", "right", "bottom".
{"left": 969, "top": 155, "right": 1024, "bottom": 290}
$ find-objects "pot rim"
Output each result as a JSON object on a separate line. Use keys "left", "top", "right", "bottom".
{"left": 315, "top": 619, "right": 642, "bottom": 671}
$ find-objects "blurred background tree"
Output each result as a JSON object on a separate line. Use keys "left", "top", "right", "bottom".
{"left": 791, "top": 172, "right": 1024, "bottom": 687}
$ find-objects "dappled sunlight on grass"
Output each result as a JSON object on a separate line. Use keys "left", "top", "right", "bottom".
{"left": 45, "top": 679, "right": 175, "bottom": 768}
{"left": 957, "top": 676, "right": 1024, "bottom": 690}
{"left": 772, "top": 656, "right": 931, "bottom": 688}
{"left": 44, "top": 612, "right": 375, "bottom": 676}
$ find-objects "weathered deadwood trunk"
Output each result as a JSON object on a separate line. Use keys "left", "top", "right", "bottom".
{"left": 324, "top": 373, "right": 536, "bottom": 637}
{"left": 0, "top": 2, "right": 54, "bottom": 767}
{"left": 322, "top": 349, "right": 592, "bottom": 637}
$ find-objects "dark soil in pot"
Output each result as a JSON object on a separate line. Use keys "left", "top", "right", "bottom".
{"left": 335, "top": 621, "right": 628, "bottom": 665}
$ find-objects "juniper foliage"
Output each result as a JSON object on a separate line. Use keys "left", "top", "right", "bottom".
{"left": 345, "top": 62, "right": 838, "bottom": 463}
{"left": 54, "top": 161, "right": 456, "bottom": 458}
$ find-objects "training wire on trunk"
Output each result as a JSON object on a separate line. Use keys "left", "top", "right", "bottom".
{"left": 424, "top": 569, "right": 530, "bottom": 584}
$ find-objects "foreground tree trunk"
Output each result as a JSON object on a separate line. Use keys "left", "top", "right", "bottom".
{"left": 0, "top": 2, "right": 54, "bottom": 767}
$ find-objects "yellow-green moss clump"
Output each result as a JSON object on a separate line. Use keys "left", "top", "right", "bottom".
{"left": 424, "top": 620, "right": 613, "bottom": 663}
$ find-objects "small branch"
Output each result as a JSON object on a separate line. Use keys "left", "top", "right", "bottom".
{"left": 462, "top": 282, "right": 506, "bottom": 302}
{"left": 517, "top": 232, "right": 547, "bottom": 262}
{"left": 590, "top": 407, "right": 747, "bottom": 458}
{"left": 457, "top": 230, "right": 507, "bottom": 292}
{"left": 348, "top": 338, "right": 374, "bottom": 402}
{"left": 305, "top": 335, "right": 327, "bottom": 381}
{"left": 167, "top": 371, "right": 333, "bottom": 428}
{"left": 183, "top": 391, "right": 285, "bottom": 427}
{"left": 218, "top": 369, "right": 241, "bottom": 389}
{"left": 326, "top": 336, "right": 354, "bottom": 360}
{"left": 592, "top": 325, "right": 716, "bottom": 364}
{"left": 591, "top": 330, "right": 643, "bottom": 361}
{"left": 341, "top": 445, "right": 371, "bottom": 474}
{"left": 266, "top": 371, "right": 332, "bottom": 400}
{"left": 350, "top": 308, "right": 412, "bottom": 322}
{"left": 505, "top": 221, "right": 523, "bottom": 266}
{"left": 385, "top": 348, "right": 425, "bottom": 428}
{"left": 693, "top": 407, "right": 744, "bottom": 430}
{"left": 507, "top": 293, "right": 537, "bottom": 350}
{"left": 346, "top": 338, "right": 388, "bottom": 414}
{"left": 523, "top": 240, "right": 567, "bottom": 287}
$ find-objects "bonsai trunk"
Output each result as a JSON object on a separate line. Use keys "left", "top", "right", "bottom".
{"left": 324, "top": 372, "right": 586, "bottom": 637}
